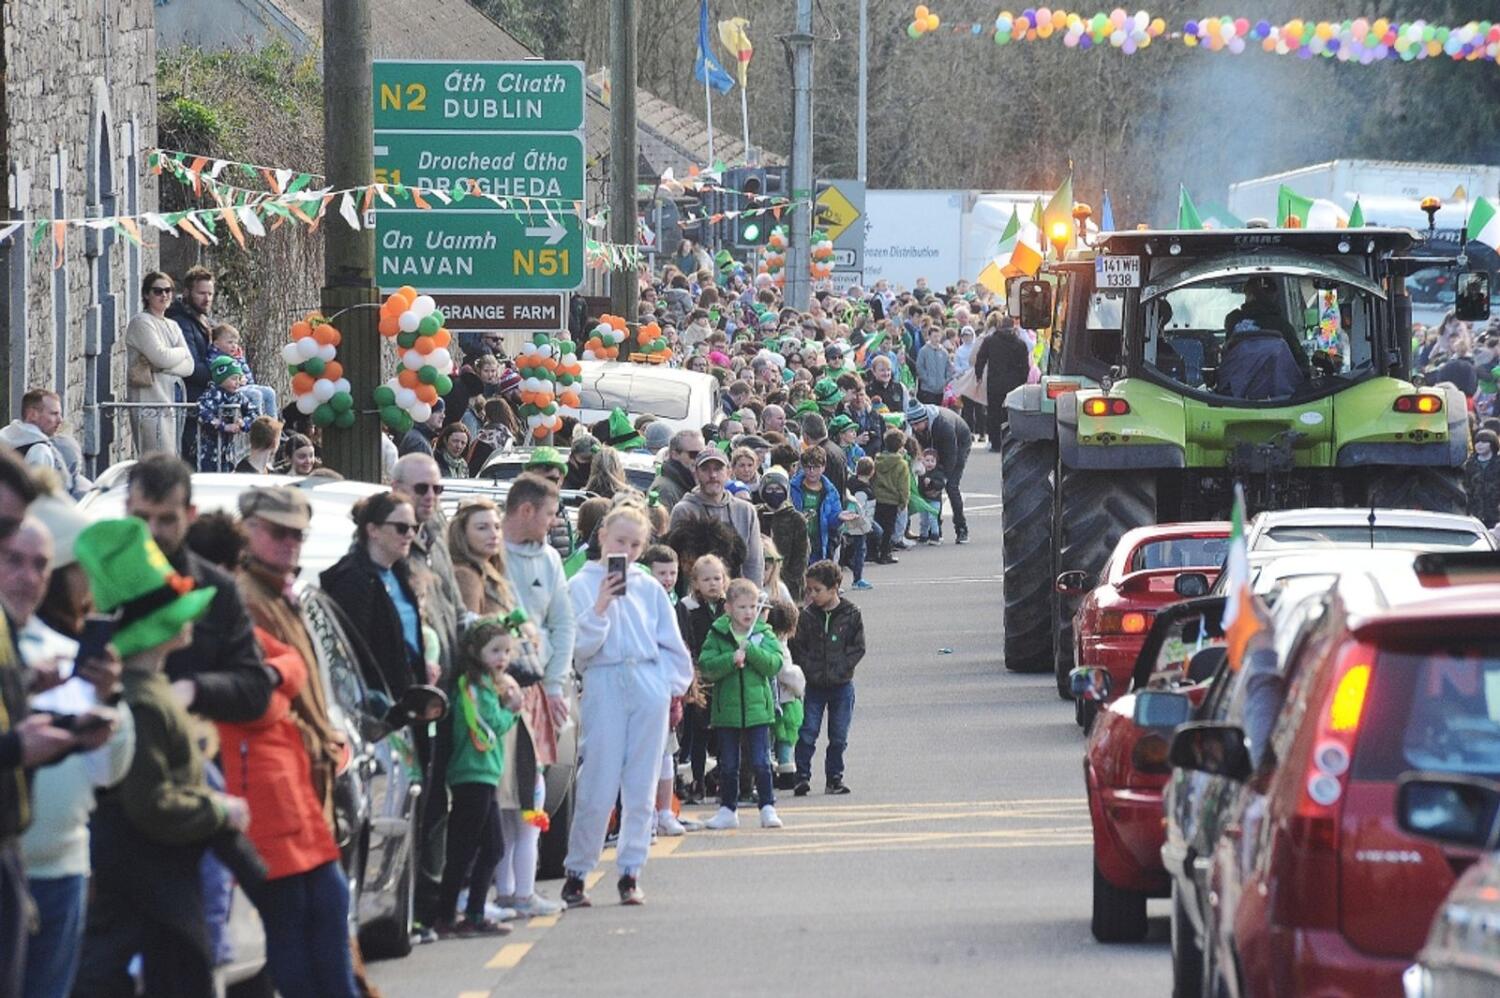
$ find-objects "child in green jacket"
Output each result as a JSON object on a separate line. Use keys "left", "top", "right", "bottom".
{"left": 437, "top": 616, "right": 524, "bottom": 937}
{"left": 871, "top": 429, "right": 911, "bottom": 564}
{"left": 698, "top": 579, "right": 784, "bottom": 830}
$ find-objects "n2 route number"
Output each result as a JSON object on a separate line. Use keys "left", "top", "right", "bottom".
{"left": 1096, "top": 255, "right": 1141, "bottom": 289}
{"left": 378, "top": 82, "right": 428, "bottom": 113}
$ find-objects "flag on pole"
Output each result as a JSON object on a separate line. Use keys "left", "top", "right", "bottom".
{"left": 695, "top": 1, "right": 735, "bottom": 93}
{"left": 1347, "top": 198, "right": 1365, "bottom": 228}
{"left": 1041, "top": 175, "right": 1074, "bottom": 251}
{"left": 1277, "top": 185, "right": 1314, "bottom": 228}
{"left": 1002, "top": 201, "right": 1045, "bottom": 279}
{"left": 718, "top": 17, "right": 753, "bottom": 88}
{"left": 1177, "top": 185, "right": 1204, "bottom": 231}
{"left": 976, "top": 207, "right": 1022, "bottom": 293}
{"left": 1100, "top": 190, "right": 1116, "bottom": 233}
{"left": 1467, "top": 196, "right": 1500, "bottom": 251}
{"left": 1220, "top": 484, "right": 1266, "bottom": 672}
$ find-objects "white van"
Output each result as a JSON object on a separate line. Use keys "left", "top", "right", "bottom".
{"left": 572, "top": 361, "right": 720, "bottom": 436}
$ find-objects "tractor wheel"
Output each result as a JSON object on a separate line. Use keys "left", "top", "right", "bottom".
{"left": 1001, "top": 428, "right": 1056, "bottom": 674}
{"left": 1365, "top": 467, "right": 1467, "bottom": 515}
{"left": 1055, "top": 466, "right": 1157, "bottom": 699}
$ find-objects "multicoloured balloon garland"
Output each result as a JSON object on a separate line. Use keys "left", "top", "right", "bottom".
{"left": 631, "top": 321, "right": 673, "bottom": 364}
{"left": 515, "top": 333, "right": 580, "bottom": 440}
{"left": 372, "top": 286, "right": 456, "bottom": 434}
{"left": 762, "top": 226, "right": 787, "bottom": 286}
{"left": 582, "top": 315, "right": 629, "bottom": 361}
{"left": 282, "top": 315, "right": 355, "bottom": 428}
{"left": 919, "top": 9, "right": 1500, "bottom": 64}
{"left": 810, "top": 228, "right": 834, "bottom": 281}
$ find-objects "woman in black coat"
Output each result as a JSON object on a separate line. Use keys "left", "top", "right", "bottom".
{"left": 972, "top": 322, "right": 1033, "bottom": 451}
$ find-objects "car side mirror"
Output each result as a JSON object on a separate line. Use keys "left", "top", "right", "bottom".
{"left": 1169, "top": 722, "right": 1252, "bottom": 782}
{"left": 1185, "top": 645, "right": 1227, "bottom": 685}
{"left": 1174, "top": 572, "right": 1210, "bottom": 598}
{"left": 1069, "top": 666, "right": 1112, "bottom": 702}
{"left": 1055, "top": 570, "right": 1092, "bottom": 596}
{"left": 1396, "top": 773, "right": 1500, "bottom": 850}
{"left": 1133, "top": 690, "right": 1191, "bottom": 729}
{"left": 1454, "top": 271, "right": 1491, "bottom": 323}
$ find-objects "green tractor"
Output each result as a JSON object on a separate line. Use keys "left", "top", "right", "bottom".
{"left": 999, "top": 226, "right": 1491, "bottom": 695}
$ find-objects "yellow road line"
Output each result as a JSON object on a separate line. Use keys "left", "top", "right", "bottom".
{"left": 674, "top": 835, "right": 1094, "bottom": 861}
{"left": 458, "top": 991, "right": 491, "bottom": 998}
{"left": 526, "top": 914, "right": 560, "bottom": 928}
{"left": 765, "top": 808, "right": 1085, "bottom": 833}
{"left": 584, "top": 870, "right": 604, "bottom": 890}
{"left": 778, "top": 798, "right": 1085, "bottom": 813}
{"left": 484, "top": 942, "right": 533, "bottom": 969}
{"left": 651, "top": 836, "right": 683, "bottom": 858}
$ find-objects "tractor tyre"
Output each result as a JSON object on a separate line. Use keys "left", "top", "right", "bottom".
{"left": 1001, "top": 428, "right": 1056, "bottom": 674}
{"left": 1365, "top": 466, "right": 1467, "bottom": 515}
{"left": 1054, "top": 466, "right": 1157, "bottom": 698}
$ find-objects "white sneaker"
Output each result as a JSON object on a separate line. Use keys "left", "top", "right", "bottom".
{"left": 511, "top": 893, "right": 564, "bottom": 917}
{"left": 759, "top": 805, "right": 783, "bottom": 829}
{"left": 704, "top": 806, "right": 740, "bottom": 830}
{"left": 656, "top": 810, "right": 686, "bottom": 836}
{"left": 484, "top": 901, "right": 519, "bottom": 922}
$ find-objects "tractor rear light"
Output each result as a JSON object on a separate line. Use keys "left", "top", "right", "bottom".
{"left": 1100, "top": 610, "right": 1152, "bottom": 635}
{"left": 1046, "top": 381, "right": 1080, "bottom": 399}
{"left": 1394, "top": 394, "right": 1442, "bottom": 414}
{"left": 1082, "top": 397, "right": 1132, "bottom": 417}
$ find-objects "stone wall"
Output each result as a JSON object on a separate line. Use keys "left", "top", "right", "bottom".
{"left": 3, "top": 0, "right": 158, "bottom": 469}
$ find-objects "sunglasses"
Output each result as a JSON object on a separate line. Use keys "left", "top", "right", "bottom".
{"left": 382, "top": 521, "right": 417, "bottom": 535}
{"left": 410, "top": 482, "right": 444, "bottom": 496}
{"left": 148, "top": 286, "right": 173, "bottom": 296}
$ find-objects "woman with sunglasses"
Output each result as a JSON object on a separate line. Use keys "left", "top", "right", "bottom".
{"left": 124, "top": 271, "right": 198, "bottom": 456}
{"left": 319, "top": 492, "right": 433, "bottom": 698}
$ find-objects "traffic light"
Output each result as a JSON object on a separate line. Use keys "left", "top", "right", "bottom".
{"left": 724, "top": 166, "right": 769, "bottom": 249}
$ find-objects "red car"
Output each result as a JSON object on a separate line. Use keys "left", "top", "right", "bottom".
{"left": 1080, "top": 597, "right": 1227, "bottom": 942}
{"left": 1177, "top": 569, "right": 1500, "bottom": 997}
{"left": 1059, "top": 521, "right": 1228, "bottom": 724}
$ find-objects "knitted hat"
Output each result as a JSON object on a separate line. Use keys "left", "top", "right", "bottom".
{"left": 524, "top": 446, "right": 568, "bottom": 472}
{"left": 74, "top": 519, "right": 216, "bottom": 658}
{"left": 761, "top": 466, "right": 790, "bottom": 490}
{"left": 828, "top": 414, "right": 858, "bottom": 437}
{"left": 903, "top": 395, "right": 931, "bottom": 426}
{"left": 601, "top": 408, "right": 646, "bottom": 451}
{"left": 813, "top": 377, "right": 844, "bottom": 408}
{"left": 210, "top": 355, "right": 243, "bottom": 385}
{"left": 643, "top": 420, "right": 674, "bottom": 452}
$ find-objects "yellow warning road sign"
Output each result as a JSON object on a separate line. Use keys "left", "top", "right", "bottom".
{"left": 816, "top": 184, "right": 862, "bottom": 242}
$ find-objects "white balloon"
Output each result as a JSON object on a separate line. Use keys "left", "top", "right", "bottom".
{"left": 538, "top": 344, "right": 554, "bottom": 358}
{"left": 395, "top": 388, "right": 418, "bottom": 409}
{"left": 282, "top": 343, "right": 302, "bottom": 364}
{"left": 296, "top": 336, "right": 320, "bottom": 360}
{"left": 429, "top": 348, "right": 452, "bottom": 372}
{"left": 335, "top": 378, "right": 352, "bottom": 395}
{"left": 411, "top": 295, "right": 436, "bottom": 318}
{"left": 398, "top": 310, "right": 421, "bottom": 333}
{"left": 312, "top": 378, "right": 336, "bottom": 401}
{"left": 582, "top": 350, "right": 598, "bottom": 361}
{"left": 402, "top": 349, "right": 424, "bottom": 371}
{"left": 409, "top": 402, "right": 432, "bottom": 422}
{"left": 519, "top": 342, "right": 538, "bottom": 355}
{"left": 296, "top": 394, "right": 320, "bottom": 414}
{"left": 318, "top": 344, "right": 336, "bottom": 362}
{"left": 527, "top": 413, "right": 543, "bottom": 428}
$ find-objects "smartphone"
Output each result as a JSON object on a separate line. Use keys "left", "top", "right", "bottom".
{"left": 77, "top": 616, "right": 116, "bottom": 664}
{"left": 607, "top": 554, "right": 628, "bottom": 590}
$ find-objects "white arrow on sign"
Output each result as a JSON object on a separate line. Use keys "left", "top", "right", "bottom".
{"left": 525, "top": 218, "right": 567, "bottom": 246}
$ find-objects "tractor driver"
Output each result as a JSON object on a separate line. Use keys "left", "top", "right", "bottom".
{"left": 1216, "top": 318, "right": 1307, "bottom": 400}
{"left": 1224, "top": 275, "right": 1312, "bottom": 380}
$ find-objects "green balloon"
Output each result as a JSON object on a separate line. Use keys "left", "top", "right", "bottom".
{"left": 303, "top": 357, "right": 326, "bottom": 376}
{"left": 418, "top": 364, "right": 438, "bottom": 385}
{"left": 532, "top": 332, "right": 550, "bottom": 346}
{"left": 418, "top": 314, "right": 441, "bottom": 335}
{"left": 394, "top": 411, "right": 413, "bottom": 433}
{"left": 543, "top": 402, "right": 557, "bottom": 416}
{"left": 312, "top": 403, "right": 336, "bottom": 427}
{"left": 380, "top": 404, "right": 405, "bottom": 427}
{"left": 373, "top": 385, "right": 396, "bottom": 406}
{"left": 559, "top": 341, "right": 576, "bottom": 354}
{"left": 334, "top": 409, "right": 356, "bottom": 429}
{"left": 331, "top": 391, "right": 354, "bottom": 413}
{"left": 397, "top": 331, "right": 418, "bottom": 349}
{"left": 430, "top": 310, "right": 446, "bottom": 328}
{"left": 435, "top": 374, "right": 453, "bottom": 396}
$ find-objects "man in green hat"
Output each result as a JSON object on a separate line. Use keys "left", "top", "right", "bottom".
{"left": 598, "top": 408, "right": 647, "bottom": 453}
{"left": 73, "top": 517, "right": 252, "bottom": 998}
{"left": 813, "top": 377, "right": 845, "bottom": 413}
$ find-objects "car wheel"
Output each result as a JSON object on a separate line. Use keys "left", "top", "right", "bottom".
{"left": 537, "top": 774, "right": 575, "bottom": 881}
{"left": 358, "top": 819, "right": 416, "bottom": 960}
{"left": 1092, "top": 862, "right": 1149, "bottom": 943}
{"left": 1171, "top": 883, "right": 1203, "bottom": 998}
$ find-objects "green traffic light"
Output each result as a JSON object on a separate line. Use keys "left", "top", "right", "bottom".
{"left": 742, "top": 221, "right": 762, "bottom": 242}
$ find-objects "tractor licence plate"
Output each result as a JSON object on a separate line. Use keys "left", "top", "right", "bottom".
{"left": 1095, "top": 255, "right": 1141, "bottom": 289}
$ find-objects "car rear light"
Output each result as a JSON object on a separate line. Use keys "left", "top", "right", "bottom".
{"left": 1046, "top": 381, "right": 1080, "bottom": 399}
{"left": 1131, "top": 731, "right": 1171, "bottom": 774}
{"left": 1099, "top": 610, "right": 1153, "bottom": 635}
{"left": 1274, "top": 641, "right": 1378, "bottom": 929}
{"left": 1082, "top": 397, "right": 1131, "bottom": 417}
{"left": 1393, "top": 394, "right": 1443, "bottom": 414}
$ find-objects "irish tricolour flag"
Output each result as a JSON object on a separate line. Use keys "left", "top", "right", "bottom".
{"left": 1468, "top": 196, "right": 1500, "bottom": 251}
{"left": 1220, "top": 484, "right": 1266, "bottom": 672}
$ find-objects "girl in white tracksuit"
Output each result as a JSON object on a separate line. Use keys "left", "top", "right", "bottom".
{"left": 562, "top": 506, "right": 693, "bottom": 907}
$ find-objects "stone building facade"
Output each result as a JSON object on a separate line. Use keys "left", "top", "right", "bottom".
{"left": 1, "top": 0, "right": 158, "bottom": 471}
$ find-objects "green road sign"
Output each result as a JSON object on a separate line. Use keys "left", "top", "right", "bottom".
{"left": 374, "top": 61, "right": 584, "bottom": 133}
{"left": 376, "top": 210, "right": 584, "bottom": 292}
{"left": 373, "top": 131, "right": 585, "bottom": 203}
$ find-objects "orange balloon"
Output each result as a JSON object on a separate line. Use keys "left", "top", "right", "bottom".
{"left": 324, "top": 326, "right": 341, "bottom": 346}
{"left": 415, "top": 336, "right": 436, "bottom": 355}
{"left": 416, "top": 384, "right": 438, "bottom": 405}
{"left": 290, "top": 321, "right": 313, "bottom": 340}
{"left": 532, "top": 425, "right": 549, "bottom": 439}
{"left": 291, "top": 373, "right": 315, "bottom": 396}
{"left": 313, "top": 325, "right": 335, "bottom": 346}
{"left": 323, "top": 362, "right": 343, "bottom": 382}
{"left": 380, "top": 298, "right": 405, "bottom": 319}
{"left": 378, "top": 315, "right": 400, "bottom": 337}
{"left": 397, "top": 285, "right": 419, "bottom": 302}
{"left": 398, "top": 369, "right": 421, "bottom": 389}
{"left": 433, "top": 328, "right": 451, "bottom": 349}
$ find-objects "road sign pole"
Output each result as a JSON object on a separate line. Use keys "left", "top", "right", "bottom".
{"left": 786, "top": 0, "right": 814, "bottom": 311}
{"left": 609, "top": 0, "right": 640, "bottom": 332}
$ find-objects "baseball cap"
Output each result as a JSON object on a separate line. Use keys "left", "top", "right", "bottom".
{"left": 696, "top": 449, "right": 729, "bottom": 468}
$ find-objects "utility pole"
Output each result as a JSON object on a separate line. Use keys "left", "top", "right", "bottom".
{"left": 857, "top": 0, "right": 868, "bottom": 184}
{"left": 785, "top": 0, "right": 814, "bottom": 311}
{"left": 609, "top": 0, "right": 640, "bottom": 331}
{"left": 320, "top": 0, "right": 382, "bottom": 482}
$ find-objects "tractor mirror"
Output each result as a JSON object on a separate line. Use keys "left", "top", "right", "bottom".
{"left": 1455, "top": 272, "right": 1491, "bottom": 323}
{"left": 1014, "top": 280, "right": 1053, "bottom": 330}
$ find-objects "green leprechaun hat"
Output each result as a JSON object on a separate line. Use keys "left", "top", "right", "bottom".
{"left": 813, "top": 377, "right": 845, "bottom": 409}
{"left": 602, "top": 407, "right": 645, "bottom": 451}
{"left": 524, "top": 445, "right": 568, "bottom": 472}
{"left": 74, "top": 519, "right": 216, "bottom": 658}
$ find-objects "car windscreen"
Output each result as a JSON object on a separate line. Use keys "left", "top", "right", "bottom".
{"left": 1131, "top": 536, "right": 1229, "bottom": 570}
{"left": 1353, "top": 641, "right": 1500, "bottom": 781}
{"left": 1259, "top": 526, "right": 1486, "bottom": 550}
{"left": 579, "top": 372, "right": 691, "bottom": 420}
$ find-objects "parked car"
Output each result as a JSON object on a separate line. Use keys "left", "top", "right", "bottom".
{"left": 1395, "top": 773, "right": 1500, "bottom": 998}
{"left": 476, "top": 446, "right": 659, "bottom": 493}
{"left": 1245, "top": 507, "right": 1496, "bottom": 553}
{"left": 1059, "top": 521, "right": 1229, "bottom": 716}
{"left": 1174, "top": 567, "right": 1500, "bottom": 997}
{"left": 1080, "top": 596, "right": 1226, "bottom": 943}
{"left": 572, "top": 360, "right": 720, "bottom": 436}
